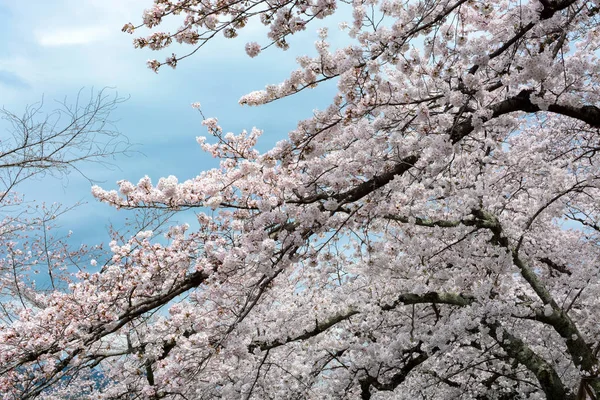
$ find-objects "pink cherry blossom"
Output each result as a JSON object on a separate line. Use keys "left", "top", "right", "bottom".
{"left": 4, "top": 1, "right": 600, "bottom": 399}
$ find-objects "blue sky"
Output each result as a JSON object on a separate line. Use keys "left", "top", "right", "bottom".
{"left": 0, "top": 0, "right": 346, "bottom": 249}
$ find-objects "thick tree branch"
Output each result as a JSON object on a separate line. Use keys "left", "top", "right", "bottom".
{"left": 485, "top": 320, "right": 571, "bottom": 400}
{"left": 249, "top": 291, "right": 474, "bottom": 353}
{"left": 381, "top": 291, "right": 475, "bottom": 310}
{"left": 294, "top": 91, "right": 600, "bottom": 207}
{"left": 471, "top": 209, "right": 600, "bottom": 389}
{"left": 538, "top": 257, "right": 571, "bottom": 276}
{"left": 360, "top": 342, "right": 430, "bottom": 399}
{"left": 248, "top": 309, "right": 360, "bottom": 352}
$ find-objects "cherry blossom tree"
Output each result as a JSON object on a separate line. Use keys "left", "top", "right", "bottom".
{"left": 4, "top": 0, "right": 600, "bottom": 399}
{"left": 0, "top": 89, "right": 131, "bottom": 398}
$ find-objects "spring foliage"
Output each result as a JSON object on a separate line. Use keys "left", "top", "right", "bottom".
{"left": 4, "top": 0, "right": 600, "bottom": 398}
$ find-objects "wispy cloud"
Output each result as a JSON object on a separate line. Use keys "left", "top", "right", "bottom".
{"left": 36, "top": 26, "right": 112, "bottom": 47}
{"left": 0, "top": 70, "right": 30, "bottom": 89}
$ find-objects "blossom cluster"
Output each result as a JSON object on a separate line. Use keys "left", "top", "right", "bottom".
{"left": 4, "top": 0, "right": 600, "bottom": 399}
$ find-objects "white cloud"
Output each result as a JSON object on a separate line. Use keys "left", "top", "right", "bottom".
{"left": 36, "top": 26, "right": 112, "bottom": 47}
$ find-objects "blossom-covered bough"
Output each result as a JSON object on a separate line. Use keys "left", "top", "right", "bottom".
{"left": 3, "top": 0, "right": 600, "bottom": 398}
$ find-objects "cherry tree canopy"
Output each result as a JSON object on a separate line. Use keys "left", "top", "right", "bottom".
{"left": 3, "top": 0, "right": 600, "bottom": 398}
